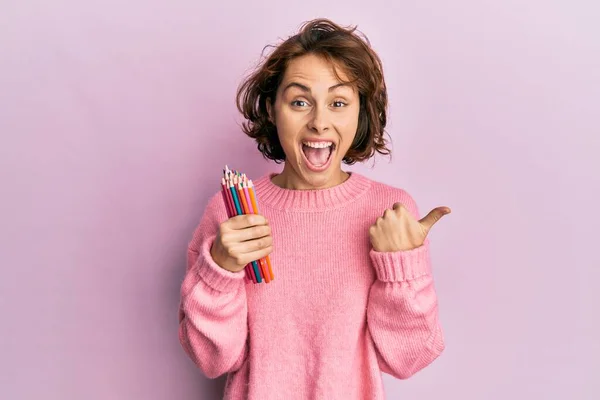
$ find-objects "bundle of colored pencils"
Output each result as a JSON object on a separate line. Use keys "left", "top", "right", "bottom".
{"left": 221, "top": 166, "right": 274, "bottom": 284}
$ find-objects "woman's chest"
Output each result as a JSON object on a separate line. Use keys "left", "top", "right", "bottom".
{"left": 267, "top": 211, "right": 374, "bottom": 281}
{"left": 245, "top": 210, "right": 376, "bottom": 329}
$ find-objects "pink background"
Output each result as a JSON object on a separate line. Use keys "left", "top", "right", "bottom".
{"left": 1, "top": 1, "right": 599, "bottom": 399}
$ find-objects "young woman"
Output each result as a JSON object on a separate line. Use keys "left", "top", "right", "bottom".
{"left": 179, "top": 18, "right": 451, "bottom": 399}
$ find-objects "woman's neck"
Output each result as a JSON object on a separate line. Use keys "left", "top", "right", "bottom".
{"left": 271, "top": 164, "right": 350, "bottom": 190}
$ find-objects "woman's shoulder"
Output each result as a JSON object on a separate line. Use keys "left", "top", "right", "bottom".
{"left": 356, "top": 173, "right": 420, "bottom": 216}
{"left": 357, "top": 173, "right": 414, "bottom": 197}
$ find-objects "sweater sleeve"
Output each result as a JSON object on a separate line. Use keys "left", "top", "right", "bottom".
{"left": 366, "top": 193, "right": 445, "bottom": 379}
{"left": 178, "top": 193, "right": 249, "bottom": 379}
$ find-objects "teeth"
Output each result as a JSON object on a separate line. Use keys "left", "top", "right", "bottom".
{"left": 302, "top": 141, "right": 333, "bottom": 149}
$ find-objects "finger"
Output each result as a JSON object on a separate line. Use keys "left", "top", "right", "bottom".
{"left": 226, "top": 224, "right": 271, "bottom": 243}
{"left": 383, "top": 208, "right": 395, "bottom": 219}
{"left": 236, "top": 245, "right": 273, "bottom": 266}
{"left": 224, "top": 214, "right": 268, "bottom": 230}
{"left": 236, "top": 235, "right": 273, "bottom": 254}
{"left": 419, "top": 207, "right": 451, "bottom": 231}
{"left": 382, "top": 202, "right": 404, "bottom": 217}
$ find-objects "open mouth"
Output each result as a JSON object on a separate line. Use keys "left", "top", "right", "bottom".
{"left": 301, "top": 140, "right": 336, "bottom": 172}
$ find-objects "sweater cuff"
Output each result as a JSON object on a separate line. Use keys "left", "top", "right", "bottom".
{"left": 196, "top": 235, "right": 245, "bottom": 292}
{"left": 369, "top": 241, "right": 432, "bottom": 282}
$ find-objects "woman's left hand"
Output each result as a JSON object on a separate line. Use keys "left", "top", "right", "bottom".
{"left": 369, "top": 203, "right": 451, "bottom": 252}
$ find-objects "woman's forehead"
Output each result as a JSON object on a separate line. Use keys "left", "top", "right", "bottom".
{"left": 281, "top": 54, "right": 354, "bottom": 90}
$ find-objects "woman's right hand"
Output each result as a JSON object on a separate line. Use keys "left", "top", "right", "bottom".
{"left": 210, "top": 214, "right": 273, "bottom": 273}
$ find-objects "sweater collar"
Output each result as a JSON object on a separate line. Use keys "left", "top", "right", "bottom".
{"left": 253, "top": 172, "right": 372, "bottom": 211}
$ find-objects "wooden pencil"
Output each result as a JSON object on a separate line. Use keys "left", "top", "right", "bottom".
{"left": 242, "top": 180, "right": 270, "bottom": 283}
{"left": 248, "top": 180, "right": 274, "bottom": 281}
{"left": 237, "top": 178, "right": 269, "bottom": 283}
{"left": 231, "top": 177, "right": 262, "bottom": 283}
{"left": 225, "top": 172, "right": 255, "bottom": 283}
{"left": 221, "top": 167, "right": 274, "bottom": 284}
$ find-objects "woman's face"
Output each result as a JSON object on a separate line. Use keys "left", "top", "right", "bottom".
{"left": 268, "top": 54, "right": 360, "bottom": 190}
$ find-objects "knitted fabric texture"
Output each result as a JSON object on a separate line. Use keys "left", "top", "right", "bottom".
{"left": 178, "top": 172, "right": 444, "bottom": 399}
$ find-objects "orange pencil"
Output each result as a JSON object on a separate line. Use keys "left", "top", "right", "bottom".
{"left": 236, "top": 177, "right": 249, "bottom": 213}
{"left": 249, "top": 180, "right": 274, "bottom": 281}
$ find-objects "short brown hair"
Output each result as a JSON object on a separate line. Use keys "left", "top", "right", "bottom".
{"left": 236, "top": 18, "right": 390, "bottom": 164}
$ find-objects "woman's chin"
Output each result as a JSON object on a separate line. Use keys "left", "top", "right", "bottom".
{"left": 298, "top": 162, "right": 343, "bottom": 189}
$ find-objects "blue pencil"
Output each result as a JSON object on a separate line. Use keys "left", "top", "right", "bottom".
{"left": 229, "top": 183, "right": 243, "bottom": 215}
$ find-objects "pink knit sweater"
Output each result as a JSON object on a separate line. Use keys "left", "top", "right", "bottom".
{"left": 178, "top": 172, "right": 444, "bottom": 399}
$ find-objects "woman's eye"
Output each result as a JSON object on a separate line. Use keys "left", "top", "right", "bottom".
{"left": 291, "top": 100, "right": 308, "bottom": 107}
{"left": 332, "top": 101, "right": 346, "bottom": 108}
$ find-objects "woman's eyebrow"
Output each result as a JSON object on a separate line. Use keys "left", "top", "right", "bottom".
{"left": 282, "top": 82, "right": 351, "bottom": 94}
{"left": 283, "top": 82, "right": 311, "bottom": 93}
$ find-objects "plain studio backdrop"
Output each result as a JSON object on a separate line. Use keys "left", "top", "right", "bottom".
{"left": 1, "top": 1, "right": 599, "bottom": 399}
